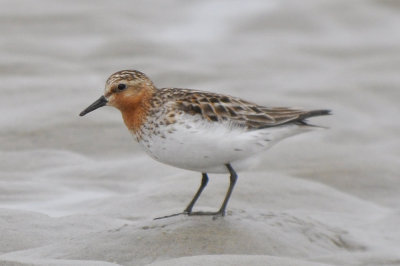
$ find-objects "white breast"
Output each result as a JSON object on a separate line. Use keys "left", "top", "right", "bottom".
{"left": 136, "top": 114, "right": 310, "bottom": 173}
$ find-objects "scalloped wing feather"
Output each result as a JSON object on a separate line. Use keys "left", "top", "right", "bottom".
{"left": 156, "top": 88, "right": 329, "bottom": 130}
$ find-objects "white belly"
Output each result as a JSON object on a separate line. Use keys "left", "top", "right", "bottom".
{"left": 137, "top": 116, "right": 310, "bottom": 173}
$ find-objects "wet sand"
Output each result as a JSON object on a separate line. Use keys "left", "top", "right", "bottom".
{"left": 1, "top": 0, "right": 400, "bottom": 265}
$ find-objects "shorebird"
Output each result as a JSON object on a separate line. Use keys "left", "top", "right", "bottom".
{"left": 80, "top": 70, "right": 330, "bottom": 218}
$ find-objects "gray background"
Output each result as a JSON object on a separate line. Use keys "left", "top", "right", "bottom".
{"left": 1, "top": 0, "right": 399, "bottom": 265}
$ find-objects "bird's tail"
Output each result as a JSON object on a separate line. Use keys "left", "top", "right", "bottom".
{"left": 297, "top": 109, "right": 331, "bottom": 127}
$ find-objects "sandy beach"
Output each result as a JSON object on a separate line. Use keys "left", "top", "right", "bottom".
{"left": 1, "top": 0, "right": 400, "bottom": 265}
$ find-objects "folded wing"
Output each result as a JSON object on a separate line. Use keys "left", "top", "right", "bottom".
{"left": 161, "top": 88, "right": 330, "bottom": 130}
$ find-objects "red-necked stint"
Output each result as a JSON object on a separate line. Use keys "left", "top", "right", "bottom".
{"left": 80, "top": 70, "right": 330, "bottom": 219}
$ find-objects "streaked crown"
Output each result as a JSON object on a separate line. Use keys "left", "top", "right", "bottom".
{"left": 104, "top": 70, "right": 155, "bottom": 98}
{"left": 106, "top": 70, "right": 150, "bottom": 87}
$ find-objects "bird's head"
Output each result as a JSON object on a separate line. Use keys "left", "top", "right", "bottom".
{"left": 79, "top": 70, "right": 155, "bottom": 116}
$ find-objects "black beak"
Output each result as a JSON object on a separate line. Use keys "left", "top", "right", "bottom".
{"left": 79, "top": 95, "right": 108, "bottom": 116}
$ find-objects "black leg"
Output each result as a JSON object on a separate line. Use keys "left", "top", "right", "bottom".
{"left": 184, "top": 173, "right": 209, "bottom": 214}
{"left": 154, "top": 172, "right": 209, "bottom": 220}
{"left": 217, "top": 164, "right": 237, "bottom": 216}
{"left": 189, "top": 163, "right": 238, "bottom": 217}
{"left": 155, "top": 165, "right": 238, "bottom": 220}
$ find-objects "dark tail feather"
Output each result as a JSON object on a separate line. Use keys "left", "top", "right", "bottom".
{"left": 299, "top": 109, "right": 331, "bottom": 120}
{"left": 297, "top": 109, "right": 331, "bottom": 127}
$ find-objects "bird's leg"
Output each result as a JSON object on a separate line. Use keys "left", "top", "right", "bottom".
{"left": 154, "top": 173, "right": 209, "bottom": 220}
{"left": 189, "top": 164, "right": 238, "bottom": 217}
{"left": 155, "top": 166, "right": 238, "bottom": 220}
{"left": 216, "top": 163, "right": 238, "bottom": 216}
{"left": 184, "top": 173, "right": 209, "bottom": 214}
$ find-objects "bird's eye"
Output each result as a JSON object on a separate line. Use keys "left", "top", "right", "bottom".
{"left": 117, "top": 84, "right": 126, "bottom": 91}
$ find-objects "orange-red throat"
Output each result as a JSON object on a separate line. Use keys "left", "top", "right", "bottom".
{"left": 110, "top": 85, "right": 155, "bottom": 133}
{"left": 79, "top": 70, "right": 156, "bottom": 133}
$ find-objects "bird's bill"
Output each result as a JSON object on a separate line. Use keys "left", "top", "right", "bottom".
{"left": 79, "top": 95, "right": 108, "bottom": 116}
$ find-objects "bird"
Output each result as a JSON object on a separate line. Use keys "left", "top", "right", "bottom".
{"left": 80, "top": 70, "right": 330, "bottom": 219}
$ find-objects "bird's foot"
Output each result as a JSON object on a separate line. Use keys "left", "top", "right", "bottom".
{"left": 153, "top": 212, "right": 186, "bottom": 220}
{"left": 187, "top": 210, "right": 225, "bottom": 220}
{"left": 154, "top": 210, "right": 226, "bottom": 220}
